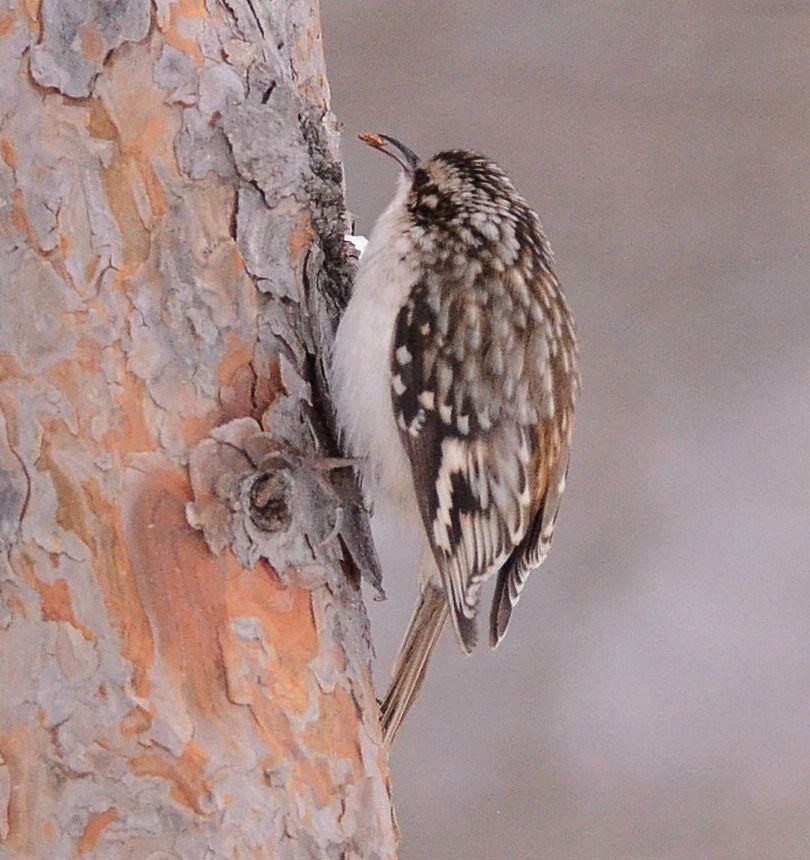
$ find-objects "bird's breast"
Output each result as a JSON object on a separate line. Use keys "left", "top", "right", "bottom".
{"left": 331, "top": 223, "right": 420, "bottom": 516}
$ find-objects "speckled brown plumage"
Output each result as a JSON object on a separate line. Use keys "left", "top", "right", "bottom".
{"left": 331, "top": 138, "right": 580, "bottom": 744}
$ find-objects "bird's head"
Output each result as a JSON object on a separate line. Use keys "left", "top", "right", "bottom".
{"left": 359, "top": 132, "right": 545, "bottom": 266}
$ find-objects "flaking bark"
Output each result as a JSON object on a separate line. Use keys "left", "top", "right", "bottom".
{"left": 0, "top": 0, "right": 395, "bottom": 856}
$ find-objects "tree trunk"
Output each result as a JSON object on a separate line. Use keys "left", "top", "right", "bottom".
{"left": 0, "top": 1, "right": 396, "bottom": 856}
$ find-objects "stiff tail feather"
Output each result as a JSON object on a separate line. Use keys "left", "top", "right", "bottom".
{"left": 489, "top": 563, "right": 514, "bottom": 648}
{"left": 380, "top": 584, "right": 448, "bottom": 746}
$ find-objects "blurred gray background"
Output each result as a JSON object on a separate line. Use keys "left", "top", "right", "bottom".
{"left": 322, "top": 3, "right": 810, "bottom": 857}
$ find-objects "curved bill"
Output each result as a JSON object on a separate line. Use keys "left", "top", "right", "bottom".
{"left": 359, "top": 132, "right": 421, "bottom": 174}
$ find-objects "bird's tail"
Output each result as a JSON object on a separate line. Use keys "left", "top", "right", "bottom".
{"left": 380, "top": 583, "right": 448, "bottom": 747}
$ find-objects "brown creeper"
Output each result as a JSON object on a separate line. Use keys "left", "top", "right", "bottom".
{"left": 331, "top": 134, "right": 580, "bottom": 745}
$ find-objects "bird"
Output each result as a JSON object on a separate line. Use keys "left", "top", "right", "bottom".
{"left": 330, "top": 133, "right": 580, "bottom": 746}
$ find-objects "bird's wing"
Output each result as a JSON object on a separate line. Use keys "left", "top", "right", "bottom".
{"left": 390, "top": 263, "right": 577, "bottom": 651}
{"left": 489, "top": 443, "right": 571, "bottom": 647}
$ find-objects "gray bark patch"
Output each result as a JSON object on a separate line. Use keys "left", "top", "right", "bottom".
{"left": 31, "top": 0, "right": 151, "bottom": 98}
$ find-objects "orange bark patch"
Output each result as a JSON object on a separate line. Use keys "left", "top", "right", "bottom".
{"left": 177, "top": 412, "right": 216, "bottom": 448}
{"left": 37, "top": 434, "right": 94, "bottom": 548}
{"left": 10, "top": 188, "right": 32, "bottom": 239}
{"left": 14, "top": 528, "right": 97, "bottom": 643}
{"left": 77, "top": 808, "right": 118, "bottom": 855}
{"left": 225, "top": 242, "right": 247, "bottom": 276}
{"left": 124, "top": 464, "right": 232, "bottom": 718}
{"left": 292, "top": 755, "right": 334, "bottom": 809}
{"left": 0, "top": 10, "right": 15, "bottom": 38}
{"left": 48, "top": 332, "right": 155, "bottom": 455}
{"left": 81, "top": 476, "right": 155, "bottom": 700}
{"left": 280, "top": 687, "right": 367, "bottom": 809}
{"left": 0, "top": 393, "right": 21, "bottom": 447}
{"left": 124, "top": 460, "right": 333, "bottom": 757}
{"left": 0, "top": 138, "right": 16, "bottom": 167}
{"left": 161, "top": 0, "right": 208, "bottom": 65}
{"left": 75, "top": 335, "right": 102, "bottom": 374}
{"left": 242, "top": 698, "right": 295, "bottom": 769}
{"left": 120, "top": 468, "right": 369, "bottom": 825}
{"left": 83, "top": 254, "right": 101, "bottom": 285}
{"left": 86, "top": 99, "right": 118, "bottom": 141}
{"left": 292, "top": 22, "right": 328, "bottom": 108}
{"left": 13, "top": 439, "right": 152, "bottom": 692}
{"left": 217, "top": 331, "right": 256, "bottom": 420}
{"left": 138, "top": 159, "right": 169, "bottom": 220}
{"left": 4, "top": 594, "right": 27, "bottom": 620}
{"left": 227, "top": 565, "right": 319, "bottom": 683}
{"left": 304, "top": 687, "right": 363, "bottom": 773}
{"left": 255, "top": 357, "right": 284, "bottom": 421}
{"left": 101, "top": 343, "right": 156, "bottom": 456}
{"left": 21, "top": 0, "right": 40, "bottom": 36}
{"left": 129, "top": 742, "right": 211, "bottom": 815}
{"left": 288, "top": 211, "right": 315, "bottom": 258}
{"left": 212, "top": 569, "right": 327, "bottom": 788}
{"left": 78, "top": 21, "right": 105, "bottom": 64}
{"left": 57, "top": 232, "right": 72, "bottom": 258}
{"left": 218, "top": 332, "right": 253, "bottom": 389}
{"left": 120, "top": 706, "right": 152, "bottom": 739}
{"left": 101, "top": 156, "right": 151, "bottom": 272}
{"left": 89, "top": 58, "right": 179, "bottom": 263}
{"left": 108, "top": 380, "right": 155, "bottom": 454}
{"left": 0, "top": 725, "right": 45, "bottom": 853}
{"left": 47, "top": 338, "right": 103, "bottom": 418}
{"left": 0, "top": 352, "right": 22, "bottom": 381}
{"left": 33, "top": 575, "right": 96, "bottom": 642}
{"left": 178, "top": 0, "right": 209, "bottom": 17}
